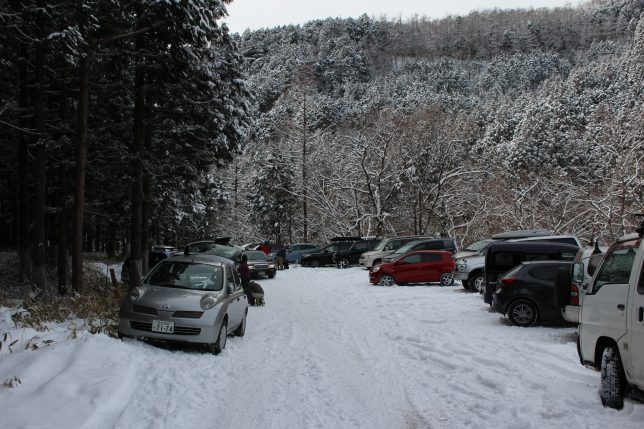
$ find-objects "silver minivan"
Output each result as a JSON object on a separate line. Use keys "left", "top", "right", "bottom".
{"left": 358, "top": 236, "right": 433, "bottom": 269}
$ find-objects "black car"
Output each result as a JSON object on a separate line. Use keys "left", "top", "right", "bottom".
{"left": 492, "top": 260, "right": 575, "bottom": 326}
{"left": 483, "top": 241, "right": 579, "bottom": 305}
{"left": 334, "top": 238, "right": 382, "bottom": 268}
{"left": 300, "top": 238, "right": 361, "bottom": 267}
{"left": 243, "top": 250, "right": 277, "bottom": 279}
{"left": 381, "top": 238, "right": 457, "bottom": 263}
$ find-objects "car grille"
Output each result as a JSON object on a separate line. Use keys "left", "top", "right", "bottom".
{"left": 252, "top": 263, "right": 269, "bottom": 269}
{"left": 132, "top": 305, "right": 158, "bottom": 316}
{"left": 130, "top": 321, "right": 201, "bottom": 335}
{"left": 172, "top": 311, "right": 203, "bottom": 319}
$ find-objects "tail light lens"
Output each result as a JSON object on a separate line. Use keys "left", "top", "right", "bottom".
{"left": 500, "top": 278, "right": 517, "bottom": 286}
{"left": 570, "top": 283, "right": 579, "bottom": 306}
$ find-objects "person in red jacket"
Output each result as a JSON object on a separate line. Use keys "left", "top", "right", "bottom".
{"left": 259, "top": 241, "right": 270, "bottom": 255}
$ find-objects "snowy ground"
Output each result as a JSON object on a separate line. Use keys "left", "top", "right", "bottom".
{"left": 1, "top": 265, "right": 643, "bottom": 429}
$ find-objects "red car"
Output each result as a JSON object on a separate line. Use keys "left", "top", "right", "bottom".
{"left": 369, "top": 250, "right": 455, "bottom": 286}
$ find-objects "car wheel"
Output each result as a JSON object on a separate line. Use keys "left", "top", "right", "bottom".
{"left": 469, "top": 272, "right": 484, "bottom": 293}
{"left": 507, "top": 299, "right": 538, "bottom": 327}
{"left": 379, "top": 274, "right": 395, "bottom": 287}
{"left": 234, "top": 311, "right": 247, "bottom": 337}
{"left": 338, "top": 259, "right": 349, "bottom": 269}
{"left": 440, "top": 273, "right": 454, "bottom": 286}
{"left": 208, "top": 319, "right": 228, "bottom": 355}
{"left": 267, "top": 271, "right": 276, "bottom": 279}
{"left": 461, "top": 280, "right": 470, "bottom": 290}
{"left": 311, "top": 259, "right": 320, "bottom": 268}
{"left": 373, "top": 259, "right": 382, "bottom": 266}
{"left": 600, "top": 346, "right": 625, "bottom": 409}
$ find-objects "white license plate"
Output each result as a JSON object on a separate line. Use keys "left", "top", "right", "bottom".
{"left": 151, "top": 320, "right": 174, "bottom": 333}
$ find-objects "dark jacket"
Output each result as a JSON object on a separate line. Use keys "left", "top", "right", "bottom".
{"left": 237, "top": 261, "right": 251, "bottom": 283}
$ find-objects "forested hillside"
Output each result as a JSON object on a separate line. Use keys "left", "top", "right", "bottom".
{"left": 233, "top": 0, "right": 644, "bottom": 246}
{"left": 0, "top": 0, "right": 643, "bottom": 294}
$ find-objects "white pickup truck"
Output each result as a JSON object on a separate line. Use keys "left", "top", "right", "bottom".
{"left": 557, "top": 228, "right": 644, "bottom": 409}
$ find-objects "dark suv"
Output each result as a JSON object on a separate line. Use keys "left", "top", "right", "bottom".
{"left": 300, "top": 237, "right": 376, "bottom": 267}
{"left": 483, "top": 242, "right": 578, "bottom": 305}
{"left": 492, "top": 260, "right": 575, "bottom": 326}
{"left": 381, "top": 238, "right": 457, "bottom": 263}
{"left": 334, "top": 238, "right": 382, "bottom": 268}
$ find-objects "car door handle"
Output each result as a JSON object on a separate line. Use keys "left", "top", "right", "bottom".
{"left": 617, "top": 304, "right": 625, "bottom": 311}
{"left": 639, "top": 307, "right": 643, "bottom": 322}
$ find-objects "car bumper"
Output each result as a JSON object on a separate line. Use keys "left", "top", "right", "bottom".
{"left": 453, "top": 271, "right": 468, "bottom": 281}
{"left": 491, "top": 291, "right": 508, "bottom": 315}
{"left": 118, "top": 302, "right": 219, "bottom": 344}
{"left": 561, "top": 305, "right": 580, "bottom": 323}
{"left": 368, "top": 272, "right": 379, "bottom": 284}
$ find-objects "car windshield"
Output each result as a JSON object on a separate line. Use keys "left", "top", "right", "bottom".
{"left": 246, "top": 251, "right": 269, "bottom": 261}
{"left": 371, "top": 239, "right": 389, "bottom": 251}
{"left": 464, "top": 239, "right": 492, "bottom": 252}
{"left": 146, "top": 261, "right": 223, "bottom": 291}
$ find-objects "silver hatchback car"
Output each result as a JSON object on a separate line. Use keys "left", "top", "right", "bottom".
{"left": 118, "top": 254, "right": 248, "bottom": 354}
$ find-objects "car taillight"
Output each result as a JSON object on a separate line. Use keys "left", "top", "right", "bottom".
{"left": 500, "top": 278, "right": 517, "bottom": 286}
{"left": 570, "top": 283, "right": 579, "bottom": 306}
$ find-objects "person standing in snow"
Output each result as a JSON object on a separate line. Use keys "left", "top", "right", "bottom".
{"left": 259, "top": 241, "right": 271, "bottom": 255}
{"left": 275, "top": 247, "right": 286, "bottom": 270}
{"left": 238, "top": 254, "right": 251, "bottom": 286}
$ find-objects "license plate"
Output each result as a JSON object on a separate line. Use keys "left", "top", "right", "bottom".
{"left": 151, "top": 320, "right": 174, "bottom": 333}
{"left": 257, "top": 270, "right": 265, "bottom": 275}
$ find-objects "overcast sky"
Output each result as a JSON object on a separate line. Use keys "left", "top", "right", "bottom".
{"left": 224, "top": 0, "right": 579, "bottom": 33}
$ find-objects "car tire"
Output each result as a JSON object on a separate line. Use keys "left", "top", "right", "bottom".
{"left": 379, "top": 274, "right": 396, "bottom": 287}
{"left": 373, "top": 259, "right": 382, "bottom": 266}
{"left": 469, "top": 272, "right": 484, "bottom": 293}
{"left": 337, "top": 259, "right": 349, "bottom": 269}
{"left": 507, "top": 299, "right": 538, "bottom": 327}
{"left": 600, "top": 346, "right": 625, "bottom": 409}
{"left": 267, "top": 271, "right": 276, "bottom": 279}
{"left": 461, "top": 280, "right": 470, "bottom": 290}
{"left": 440, "top": 273, "right": 454, "bottom": 286}
{"left": 234, "top": 311, "right": 247, "bottom": 337}
{"left": 311, "top": 259, "right": 320, "bottom": 268}
{"left": 209, "top": 319, "right": 228, "bottom": 355}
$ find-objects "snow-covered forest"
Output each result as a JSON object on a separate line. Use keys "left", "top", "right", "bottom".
{"left": 0, "top": 0, "right": 643, "bottom": 293}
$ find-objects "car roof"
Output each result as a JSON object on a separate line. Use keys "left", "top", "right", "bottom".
{"left": 491, "top": 229, "right": 552, "bottom": 240}
{"left": 406, "top": 250, "right": 452, "bottom": 255}
{"left": 407, "top": 238, "right": 452, "bottom": 244}
{"left": 487, "top": 242, "right": 579, "bottom": 252}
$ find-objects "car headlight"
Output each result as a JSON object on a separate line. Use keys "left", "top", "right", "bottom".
{"left": 456, "top": 263, "right": 467, "bottom": 271}
{"left": 268, "top": 263, "right": 275, "bottom": 268}
{"left": 128, "top": 287, "right": 143, "bottom": 302}
{"left": 371, "top": 266, "right": 381, "bottom": 273}
{"left": 302, "top": 253, "right": 311, "bottom": 258}
{"left": 200, "top": 294, "right": 219, "bottom": 310}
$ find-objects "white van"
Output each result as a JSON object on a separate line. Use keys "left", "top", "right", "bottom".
{"left": 558, "top": 230, "right": 644, "bottom": 409}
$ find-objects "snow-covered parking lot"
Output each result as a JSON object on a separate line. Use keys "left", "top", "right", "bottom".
{"left": 1, "top": 265, "right": 643, "bottom": 429}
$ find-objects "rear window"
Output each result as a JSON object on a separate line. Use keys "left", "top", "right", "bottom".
{"left": 494, "top": 253, "right": 516, "bottom": 272}
{"left": 530, "top": 266, "right": 557, "bottom": 281}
